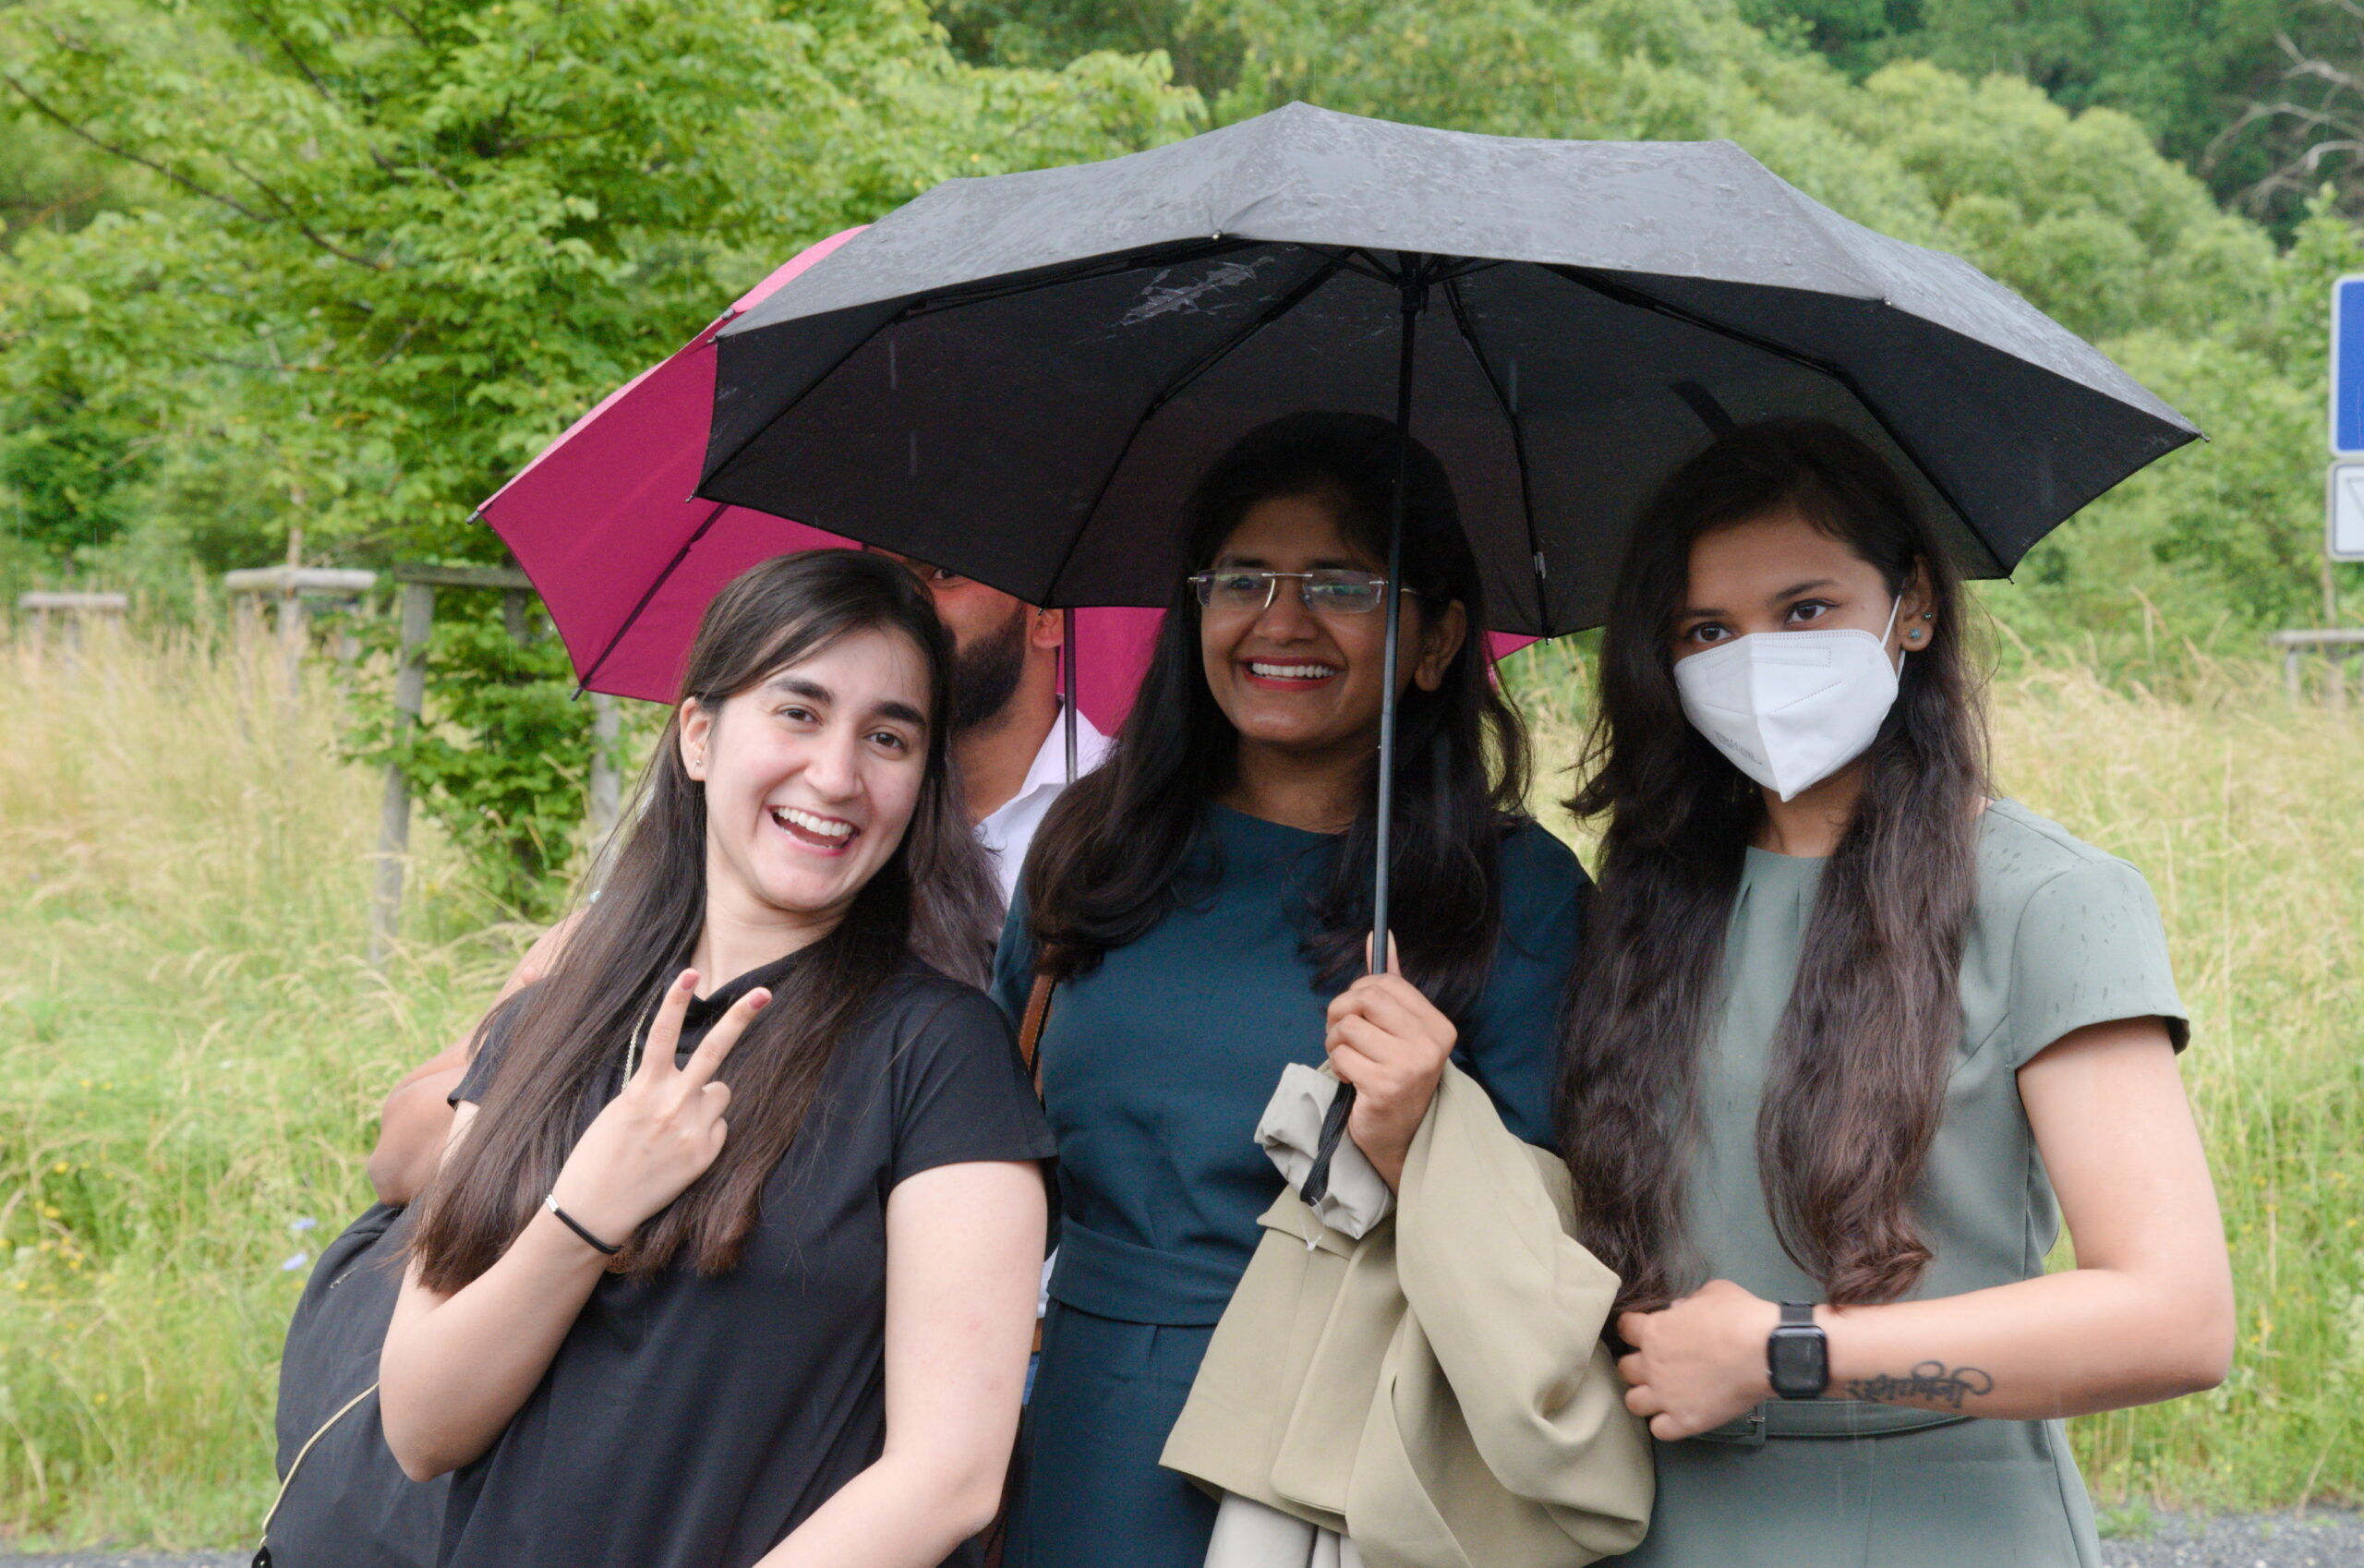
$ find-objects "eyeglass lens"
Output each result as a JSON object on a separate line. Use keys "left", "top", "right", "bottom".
{"left": 1194, "top": 570, "right": 1388, "bottom": 615}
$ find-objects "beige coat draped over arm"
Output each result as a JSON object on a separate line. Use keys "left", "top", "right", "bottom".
{"left": 1160, "top": 1063, "right": 1654, "bottom": 1568}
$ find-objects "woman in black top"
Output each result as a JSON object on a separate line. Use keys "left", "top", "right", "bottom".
{"left": 380, "top": 551, "right": 1054, "bottom": 1568}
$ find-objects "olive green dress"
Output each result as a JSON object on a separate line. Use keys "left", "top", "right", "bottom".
{"left": 1623, "top": 800, "right": 2189, "bottom": 1568}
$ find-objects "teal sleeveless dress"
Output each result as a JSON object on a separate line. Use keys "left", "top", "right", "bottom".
{"left": 992, "top": 803, "right": 1585, "bottom": 1568}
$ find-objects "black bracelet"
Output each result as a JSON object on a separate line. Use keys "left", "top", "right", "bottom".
{"left": 542, "top": 1193, "right": 621, "bottom": 1256}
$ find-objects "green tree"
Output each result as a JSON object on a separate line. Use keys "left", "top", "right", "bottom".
{"left": 0, "top": 0, "right": 1197, "bottom": 910}
{"left": 934, "top": 0, "right": 2355, "bottom": 657}
{"left": 1735, "top": 0, "right": 2364, "bottom": 233}
{"left": 939, "top": 0, "right": 1246, "bottom": 88}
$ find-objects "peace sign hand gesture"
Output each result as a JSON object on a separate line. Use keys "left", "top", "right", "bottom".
{"left": 548, "top": 969, "right": 769, "bottom": 1251}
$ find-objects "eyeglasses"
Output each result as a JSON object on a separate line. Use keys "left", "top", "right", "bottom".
{"left": 1188, "top": 568, "right": 1396, "bottom": 617}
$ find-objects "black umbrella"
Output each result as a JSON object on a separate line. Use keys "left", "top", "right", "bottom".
{"left": 696, "top": 102, "right": 2197, "bottom": 1188}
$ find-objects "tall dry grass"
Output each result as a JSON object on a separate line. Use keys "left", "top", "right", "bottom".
{"left": 0, "top": 624, "right": 2358, "bottom": 1543}
{"left": 0, "top": 621, "right": 532, "bottom": 1548}
{"left": 1514, "top": 640, "right": 2364, "bottom": 1510}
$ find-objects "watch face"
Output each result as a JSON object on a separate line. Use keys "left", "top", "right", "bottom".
{"left": 1768, "top": 1329, "right": 1827, "bottom": 1396}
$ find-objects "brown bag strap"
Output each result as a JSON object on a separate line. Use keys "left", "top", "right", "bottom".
{"left": 981, "top": 968, "right": 1059, "bottom": 1568}
{"left": 1018, "top": 971, "right": 1054, "bottom": 1099}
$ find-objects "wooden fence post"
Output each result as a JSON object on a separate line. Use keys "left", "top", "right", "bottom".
{"left": 16, "top": 593, "right": 129, "bottom": 681}
{"left": 278, "top": 527, "right": 307, "bottom": 701}
{"left": 2266, "top": 629, "right": 2364, "bottom": 713}
{"left": 587, "top": 692, "right": 621, "bottom": 883}
{"left": 372, "top": 581, "right": 435, "bottom": 966}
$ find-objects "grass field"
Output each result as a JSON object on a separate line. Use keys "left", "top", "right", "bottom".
{"left": 0, "top": 623, "right": 2359, "bottom": 1547}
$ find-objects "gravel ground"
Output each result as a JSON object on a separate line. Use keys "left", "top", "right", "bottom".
{"left": 2, "top": 1512, "right": 2360, "bottom": 1567}
{"left": 2099, "top": 1511, "right": 2364, "bottom": 1568}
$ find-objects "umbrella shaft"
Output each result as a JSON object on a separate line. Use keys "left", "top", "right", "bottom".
{"left": 1371, "top": 271, "right": 1424, "bottom": 975}
{"left": 1307, "top": 267, "right": 1425, "bottom": 1212}
{"left": 1063, "top": 607, "right": 1079, "bottom": 782}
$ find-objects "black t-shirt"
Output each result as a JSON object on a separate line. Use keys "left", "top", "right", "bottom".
{"left": 440, "top": 949, "right": 1054, "bottom": 1568}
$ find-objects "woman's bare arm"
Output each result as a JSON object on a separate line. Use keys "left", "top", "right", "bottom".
{"left": 1617, "top": 1016, "right": 2234, "bottom": 1437}
{"left": 755, "top": 1160, "right": 1046, "bottom": 1566}
{"left": 379, "top": 1098, "right": 614, "bottom": 1479}
{"left": 367, "top": 1039, "right": 471, "bottom": 1206}
{"left": 367, "top": 914, "right": 581, "bottom": 1205}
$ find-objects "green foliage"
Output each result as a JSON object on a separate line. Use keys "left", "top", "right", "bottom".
{"left": 0, "top": 373, "right": 151, "bottom": 561}
{"left": 975, "top": 0, "right": 2358, "bottom": 657}
{"left": 0, "top": 0, "right": 1198, "bottom": 903}
{"left": 0, "top": 102, "right": 123, "bottom": 248}
{"left": 1738, "top": 0, "right": 2364, "bottom": 234}
{"left": 939, "top": 0, "right": 1246, "bottom": 88}
{"left": 349, "top": 602, "right": 593, "bottom": 919}
{"left": 3, "top": 0, "right": 2358, "bottom": 896}
{"left": 1733, "top": 0, "right": 1919, "bottom": 68}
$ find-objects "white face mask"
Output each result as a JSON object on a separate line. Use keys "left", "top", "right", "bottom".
{"left": 1672, "top": 598, "right": 1904, "bottom": 802}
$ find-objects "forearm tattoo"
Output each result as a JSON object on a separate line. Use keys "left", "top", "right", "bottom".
{"left": 1844, "top": 1361, "right": 1995, "bottom": 1409}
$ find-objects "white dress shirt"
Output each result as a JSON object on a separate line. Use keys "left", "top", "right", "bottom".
{"left": 975, "top": 702, "right": 1113, "bottom": 907}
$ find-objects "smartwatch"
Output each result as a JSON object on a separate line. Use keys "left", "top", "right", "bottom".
{"left": 1767, "top": 1301, "right": 1827, "bottom": 1400}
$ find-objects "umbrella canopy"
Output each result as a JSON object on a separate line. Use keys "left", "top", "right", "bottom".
{"left": 477, "top": 229, "right": 1172, "bottom": 729}
{"left": 699, "top": 101, "right": 2198, "bottom": 635}
{"left": 694, "top": 101, "right": 2200, "bottom": 1194}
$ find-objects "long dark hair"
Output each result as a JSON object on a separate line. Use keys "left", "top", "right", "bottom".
{"left": 1023, "top": 411, "right": 1530, "bottom": 1022}
{"left": 412, "top": 551, "right": 1002, "bottom": 1290}
{"left": 1556, "top": 419, "right": 1987, "bottom": 1311}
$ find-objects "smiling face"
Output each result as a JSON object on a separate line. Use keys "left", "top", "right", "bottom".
{"left": 679, "top": 625, "right": 933, "bottom": 936}
{"left": 1199, "top": 490, "right": 1465, "bottom": 773}
{"left": 1670, "top": 507, "right": 1932, "bottom": 667}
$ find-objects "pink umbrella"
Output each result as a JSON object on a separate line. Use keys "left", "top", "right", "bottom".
{"left": 480, "top": 231, "right": 1523, "bottom": 733}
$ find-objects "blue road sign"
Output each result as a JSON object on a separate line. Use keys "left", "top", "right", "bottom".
{"left": 2334, "top": 276, "right": 2364, "bottom": 452}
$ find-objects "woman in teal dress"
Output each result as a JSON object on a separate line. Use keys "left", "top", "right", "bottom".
{"left": 994, "top": 412, "right": 1585, "bottom": 1568}
{"left": 1557, "top": 419, "right": 2236, "bottom": 1566}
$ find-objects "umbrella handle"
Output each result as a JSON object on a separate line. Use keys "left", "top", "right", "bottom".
{"left": 1298, "top": 1086, "right": 1357, "bottom": 1208}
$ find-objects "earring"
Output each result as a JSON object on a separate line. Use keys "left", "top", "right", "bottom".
{"left": 1907, "top": 629, "right": 1924, "bottom": 642}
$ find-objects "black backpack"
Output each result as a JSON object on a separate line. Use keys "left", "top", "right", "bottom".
{"left": 252, "top": 1201, "right": 447, "bottom": 1567}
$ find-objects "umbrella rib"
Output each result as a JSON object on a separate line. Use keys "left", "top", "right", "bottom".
{"left": 1331, "top": 249, "right": 1399, "bottom": 285}
{"left": 1547, "top": 264, "right": 2006, "bottom": 573}
{"left": 886, "top": 236, "right": 1261, "bottom": 320}
{"left": 575, "top": 500, "right": 732, "bottom": 694}
{"left": 1140, "top": 251, "right": 1348, "bottom": 424}
{"left": 1442, "top": 275, "right": 1548, "bottom": 634}
{"left": 1041, "top": 249, "right": 1350, "bottom": 603}
{"left": 1433, "top": 258, "right": 1503, "bottom": 284}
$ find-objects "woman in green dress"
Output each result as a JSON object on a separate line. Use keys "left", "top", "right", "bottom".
{"left": 996, "top": 411, "right": 1587, "bottom": 1568}
{"left": 1557, "top": 418, "right": 2235, "bottom": 1566}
